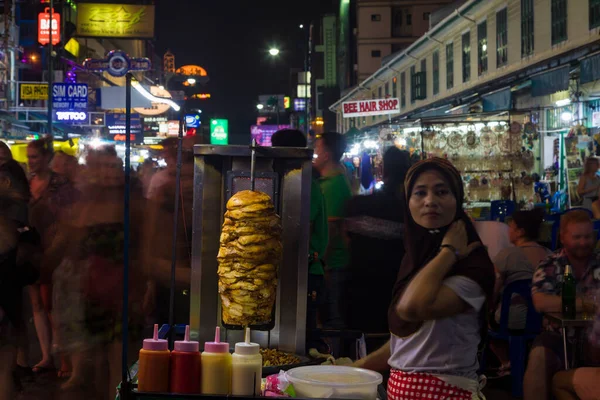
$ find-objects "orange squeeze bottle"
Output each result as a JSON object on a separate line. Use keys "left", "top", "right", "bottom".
{"left": 138, "top": 324, "right": 170, "bottom": 392}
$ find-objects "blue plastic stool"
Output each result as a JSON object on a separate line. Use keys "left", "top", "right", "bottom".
{"left": 480, "top": 280, "right": 542, "bottom": 398}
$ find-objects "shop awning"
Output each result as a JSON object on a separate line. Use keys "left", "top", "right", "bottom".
{"left": 482, "top": 87, "right": 512, "bottom": 112}
{"left": 580, "top": 52, "right": 600, "bottom": 84}
{"left": 531, "top": 66, "right": 570, "bottom": 97}
{"left": 411, "top": 105, "right": 452, "bottom": 119}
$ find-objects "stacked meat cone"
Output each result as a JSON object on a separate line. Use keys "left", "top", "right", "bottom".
{"left": 217, "top": 190, "right": 282, "bottom": 326}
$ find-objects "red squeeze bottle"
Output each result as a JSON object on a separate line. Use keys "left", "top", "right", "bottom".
{"left": 170, "top": 325, "right": 201, "bottom": 394}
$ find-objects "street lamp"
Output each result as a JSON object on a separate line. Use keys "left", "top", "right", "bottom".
{"left": 268, "top": 48, "right": 280, "bottom": 56}
{"left": 187, "top": 77, "right": 197, "bottom": 85}
{"left": 256, "top": 104, "right": 264, "bottom": 110}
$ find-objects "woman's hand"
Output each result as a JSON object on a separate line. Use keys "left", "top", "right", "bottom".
{"left": 441, "top": 220, "right": 482, "bottom": 260}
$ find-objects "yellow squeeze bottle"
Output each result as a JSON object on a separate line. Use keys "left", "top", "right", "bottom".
{"left": 201, "top": 326, "right": 232, "bottom": 395}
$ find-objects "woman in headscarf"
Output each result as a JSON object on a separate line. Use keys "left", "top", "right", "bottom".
{"left": 354, "top": 158, "right": 495, "bottom": 400}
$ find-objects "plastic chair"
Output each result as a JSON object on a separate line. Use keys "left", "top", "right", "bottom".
{"left": 480, "top": 279, "right": 542, "bottom": 398}
{"left": 490, "top": 200, "right": 516, "bottom": 222}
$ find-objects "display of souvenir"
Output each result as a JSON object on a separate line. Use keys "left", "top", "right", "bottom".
{"left": 466, "top": 131, "right": 479, "bottom": 149}
{"left": 480, "top": 127, "right": 497, "bottom": 148}
{"left": 447, "top": 131, "right": 463, "bottom": 149}
{"left": 510, "top": 121, "right": 522, "bottom": 134}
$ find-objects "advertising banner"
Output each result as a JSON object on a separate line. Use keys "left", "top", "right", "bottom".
{"left": 342, "top": 98, "right": 400, "bottom": 118}
{"left": 76, "top": 3, "right": 155, "bottom": 39}
{"left": 106, "top": 112, "right": 143, "bottom": 144}
{"left": 250, "top": 125, "right": 290, "bottom": 147}
{"left": 38, "top": 8, "right": 60, "bottom": 45}
{"left": 20, "top": 83, "right": 48, "bottom": 101}
{"left": 210, "top": 119, "right": 228, "bottom": 145}
{"left": 52, "top": 83, "right": 88, "bottom": 110}
{"left": 185, "top": 114, "right": 201, "bottom": 128}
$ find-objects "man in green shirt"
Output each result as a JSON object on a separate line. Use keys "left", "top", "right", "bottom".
{"left": 271, "top": 129, "right": 328, "bottom": 335}
{"left": 313, "top": 132, "right": 353, "bottom": 329}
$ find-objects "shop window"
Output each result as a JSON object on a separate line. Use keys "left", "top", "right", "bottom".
{"left": 446, "top": 42, "right": 454, "bottom": 90}
{"left": 421, "top": 58, "right": 427, "bottom": 99}
{"left": 432, "top": 50, "right": 440, "bottom": 95}
{"left": 371, "top": 50, "right": 381, "bottom": 58}
{"left": 392, "top": 76, "right": 398, "bottom": 98}
{"left": 591, "top": 0, "right": 600, "bottom": 30}
{"left": 477, "top": 21, "right": 488, "bottom": 76}
{"left": 496, "top": 8, "right": 508, "bottom": 67}
{"left": 385, "top": 82, "right": 390, "bottom": 97}
{"left": 407, "top": 14, "right": 412, "bottom": 26}
{"left": 401, "top": 71, "right": 406, "bottom": 108}
{"left": 410, "top": 66, "right": 416, "bottom": 104}
{"left": 551, "top": 0, "right": 567, "bottom": 45}
{"left": 522, "top": 0, "right": 534, "bottom": 57}
{"left": 411, "top": 66, "right": 426, "bottom": 102}
{"left": 378, "top": 86, "right": 383, "bottom": 99}
{"left": 424, "top": 12, "right": 431, "bottom": 21}
{"left": 462, "top": 31, "right": 471, "bottom": 83}
{"left": 371, "top": 14, "right": 381, "bottom": 22}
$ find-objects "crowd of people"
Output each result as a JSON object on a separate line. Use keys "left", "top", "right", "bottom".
{"left": 0, "top": 137, "right": 195, "bottom": 399}
{"left": 301, "top": 131, "right": 600, "bottom": 400}
{"left": 1, "top": 131, "right": 600, "bottom": 400}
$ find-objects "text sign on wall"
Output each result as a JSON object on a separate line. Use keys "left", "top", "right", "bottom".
{"left": 20, "top": 83, "right": 48, "bottom": 100}
{"left": 38, "top": 8, "right": 60, "bottom": 45}
{"left": 342, "top": 98, "right": 400, "bottom": 118}
{"left": 52, "top": 83, "right": 88, "bottom": 110}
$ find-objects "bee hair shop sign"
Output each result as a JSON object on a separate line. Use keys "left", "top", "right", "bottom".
{"left": 342, "top": 98, "right": 400, "bottom": 118}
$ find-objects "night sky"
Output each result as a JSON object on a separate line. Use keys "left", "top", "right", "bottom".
{"left": 155, "top": 0, "right": 336, "bottom": 144}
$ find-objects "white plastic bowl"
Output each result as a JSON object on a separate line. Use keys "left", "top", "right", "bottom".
{"left": 285, "top": 366, "right": 383, "bottom": 399}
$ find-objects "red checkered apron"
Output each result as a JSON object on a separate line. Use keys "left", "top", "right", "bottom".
{"left": 387, "top": 370, "right": 474, "bottom": 400}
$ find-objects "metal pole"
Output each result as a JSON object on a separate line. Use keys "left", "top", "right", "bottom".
{"left": 47, "top": 1, "right": 53, "bottom": 139}
{"left": 122, "top": 73, "right": 132, "bottom": 384}
{"left": 305, "top": 24, "right": 309, "bottom": 135}
{"left": 169, "top": 102, "right": 184, "bottom": 347}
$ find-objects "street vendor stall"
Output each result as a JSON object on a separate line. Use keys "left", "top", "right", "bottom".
{"left": 117, "top": 142, "right": 386, "bottom": 400}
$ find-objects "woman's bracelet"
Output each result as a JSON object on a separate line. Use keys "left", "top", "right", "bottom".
{"left": 440, "top": 244, "right": 459, "bottom": 262}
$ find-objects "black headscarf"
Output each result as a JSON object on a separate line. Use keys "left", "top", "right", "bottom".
{"left": 388, "top": 157, "right": 495, "bottom": 337}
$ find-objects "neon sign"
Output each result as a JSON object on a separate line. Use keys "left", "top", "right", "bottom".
{"left": 55, "top": 111, "right": 87, "bottom": 122}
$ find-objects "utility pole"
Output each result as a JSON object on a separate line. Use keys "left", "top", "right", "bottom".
{"left": 304, "top": 23, "right": 310, "bottom": 135}
{"left": 47, "top": 0, "right": 53, "bottom": 139}
{"left": 3, "top": 0, "right": 12, "bottom": 111}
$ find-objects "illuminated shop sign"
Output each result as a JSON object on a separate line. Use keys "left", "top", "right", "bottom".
{"left": 54, "top": 111, "right": 88, "bottom": 122}
{"left": 38, "top": 8, "right": 60, "bottom": 45}
{"left": 106, "top": 112, "right": 143, "bottom": 144}
{"left": 76, "top": 4, "right": 155, "bottom": 39}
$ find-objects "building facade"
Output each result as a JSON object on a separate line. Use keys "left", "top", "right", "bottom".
{"left": 331, "top": 0, "right": 600, "bottom": 134}
{"left": 354, "top": 0, "right": 455, "bottom": 83}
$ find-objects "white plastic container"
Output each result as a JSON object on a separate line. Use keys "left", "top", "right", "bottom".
{"left": 285, "top": 366, "right": 383, "bottom": 399}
